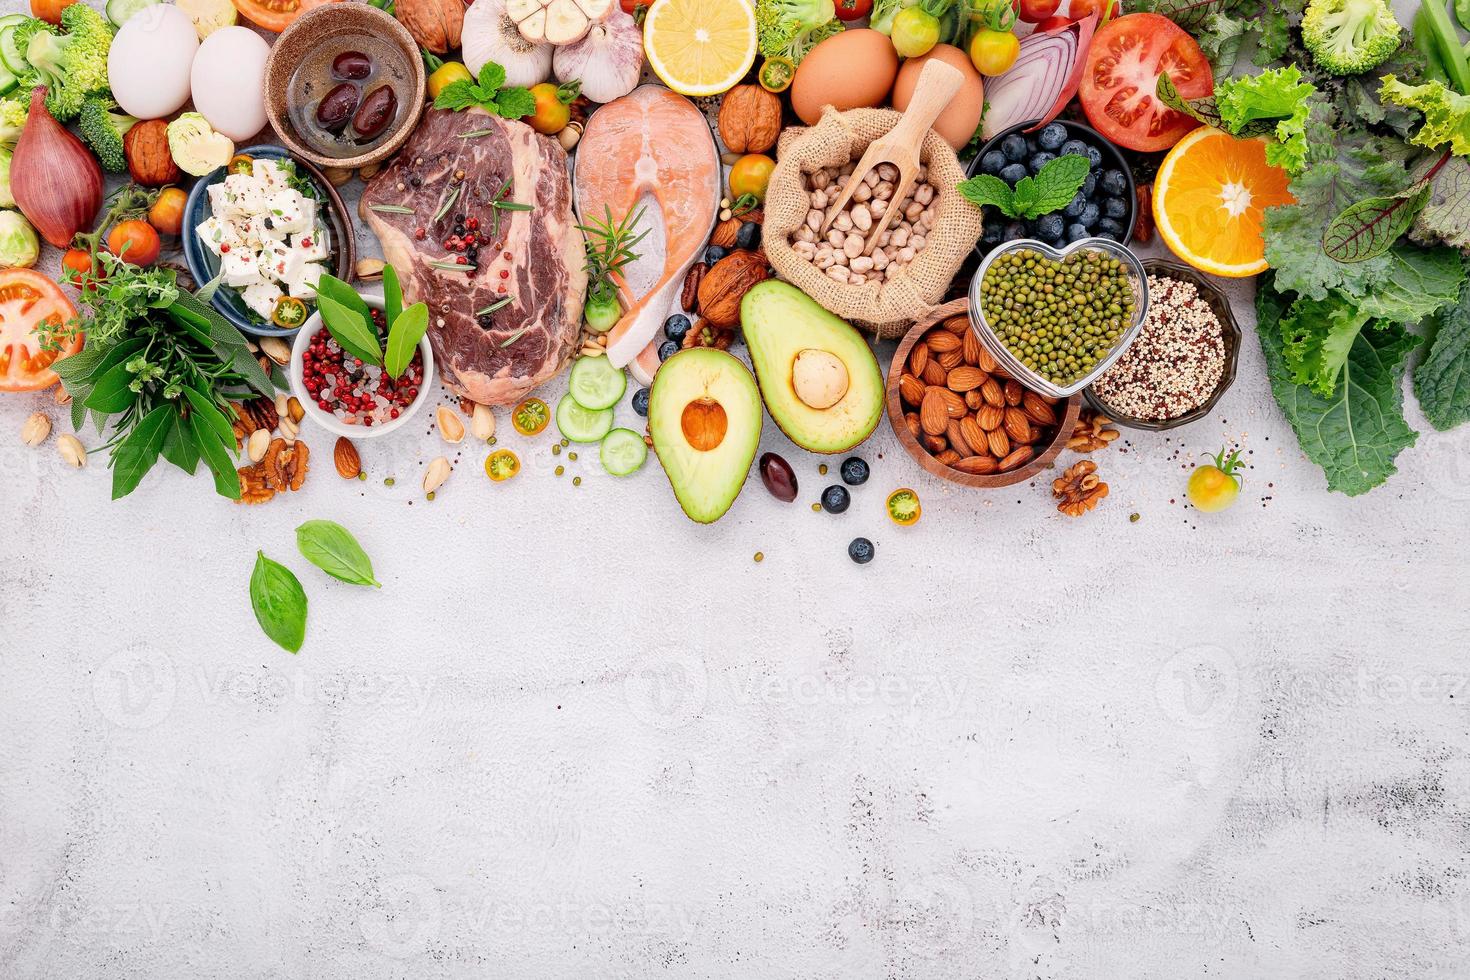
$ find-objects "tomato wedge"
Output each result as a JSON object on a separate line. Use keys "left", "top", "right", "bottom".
{"left": 1079, "top": 13, "right": 1213, "bottom": 153}
{"left": 0, "top": 269, "right": 80, "bottom": 392}
{"left": 230, "top": 0, "right": 341, "bottom": 33}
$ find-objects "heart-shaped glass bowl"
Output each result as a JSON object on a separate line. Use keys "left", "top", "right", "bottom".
{"left": 966, "top": 237, "right": 1150, "bottom": 399}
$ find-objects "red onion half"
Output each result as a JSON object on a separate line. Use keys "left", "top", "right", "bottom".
{"left": 12, "top": 87, "right": 103, "bottom": 248}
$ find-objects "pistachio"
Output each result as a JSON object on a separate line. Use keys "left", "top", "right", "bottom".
{"left": 279, "top": 416, "right": 299, "bottom": 444}
{"left": 259, "top": 335, "right": 292, "bottom": 366}
{"left": 436, "top": 405, "right": 465, "bottom": 444}
{"left": 323, "top": 166, "right": 352, "bottom": 187}
{"left": 355, "top": 258, "right": 386, "bottom": 280}
{"left": 470, "top": 402, "right": 495, "bottom": 441}
{"left": 53, "top": 386, "right": 71, "bottom": 406}
{"left": 21, "top": 411, "right": 51, "bottom": 447}
{"left": 56, "top": 433, "right": 85, "bottom": 468}
{"left": 287, "top": 396, "right": 305, "bottom": 424}
{"left": 247, "top": 428, "right": 271, "bottom": 462}
{"left": 423, "top": 456, "right": 451, "bottom": 494}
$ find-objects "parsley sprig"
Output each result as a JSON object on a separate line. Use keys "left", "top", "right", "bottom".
{"left": 433, "top": 62, "right": 536, "bottom": 119}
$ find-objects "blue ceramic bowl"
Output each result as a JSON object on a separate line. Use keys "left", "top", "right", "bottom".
{"left": 180, "top": 145, "right": 356, "bottom": 338}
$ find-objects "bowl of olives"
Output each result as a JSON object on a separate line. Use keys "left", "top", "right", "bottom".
{"left": 263, "top": 2, "right": 425, "bottom": 169}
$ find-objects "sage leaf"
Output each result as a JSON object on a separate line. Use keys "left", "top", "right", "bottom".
{"left": 383, "top": 262, "right": 403, "bottom": 326}
{"left": 316, "top": 292, "right": 384, "bottom": 366}
{"left": 183, "top": 387, "right": 237, "bottom": 450}
{"left": 384, "top": 302, "right": 428, "bottom": 380}
{"left": 296, "top": 520, "right": 381, "bottom": 587}
{"left": 84, "top": 361, "right": 141, "bottom": 413}
{"left": 186, "top": 410, "right": 242, "bottom": 500}
{"left": 160, "top": 410, "right": 199, "bottom": 475}
{"left": 111, "top": 405, "right": 172, "bottom": 499}
{"left": 250, "top": 552, "right": 308, "bottom": 653}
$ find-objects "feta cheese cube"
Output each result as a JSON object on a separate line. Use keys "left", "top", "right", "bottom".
{"left": 266, "top": 190, "right": 310, "bottom": 236}
{"left": 287, "top": 261, "right": 326, "bottom": 301}
{"left": 195, "top": 216, "right": 240, "bottom": 257}
{"left": 221, "top": 248, "right": 263, "bottom": 288}
{"left": 249, "top": 213, "right": 288, "bottom": 244}
{"left": 222, "top": 173, "right": 267, "bottom": 215}
{"left": 258, "top": 239, "right": 304, "bottom": 286}
{"left": 293, "top": 230, "right": 329, "bottom": 263}
{"left": 254, "top": 159, "right": 291, "bottom": 193}
{"left": 242, "top": 281, "right": 284, "bottom": 321}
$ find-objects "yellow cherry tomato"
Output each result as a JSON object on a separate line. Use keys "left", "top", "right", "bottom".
{"left": 512, "top": 397, "right": 550, "bottom": 435}
{"left": 148, "top": 187, "right": 187, "bottom": 237}
{"left": 227, "top": 154, "right": 254, "bottom": 176}
{"left": 428, "top": 62, "right": 473, "bottom": 100}
{"left": 1185, "top": 446, "right": 1244, "bottom": 513}
{"left": 527, "top": 82, "right": 572, "bottom": 135}
{"left": 886, "top": 488, "right": 921, "bottom": 526}
{"left": 485, "top": 449, "right": 521, "bottom": 481}
{"left": 729, "top": 154, "right": 776, "bottom": 202}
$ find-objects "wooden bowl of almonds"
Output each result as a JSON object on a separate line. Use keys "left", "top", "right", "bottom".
{"left": 886, "top": 299, "right": 1081, "bottom": 489}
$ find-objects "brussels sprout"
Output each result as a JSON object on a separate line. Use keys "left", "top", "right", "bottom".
{"left": 0, "top": 149, "right": 12, "bottom": 209}
{"left": 0, "top": 210, "right": 39, "bottom": 268}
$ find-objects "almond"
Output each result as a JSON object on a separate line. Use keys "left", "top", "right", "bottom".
{"left": 959, "top": 417, "right": 986, "bottom": 454}
{"left": 964, "top": 390, "right": 982, "bottom": 410}
{"left": 935, "top": 449, "right": 961, "bottom": 466}
{"left": 923, "top": 360, "right": 948, "bottom": 387}
{"left": 953, "top": 455, "right": 998, "bottom": 475}
{"left": 975, "top": 343, "right": 999, "bottom": 375}
{"left": 941, "top": 315, "right": 969, "bottom": 335}
{"left": 1004, "top": 379, "right": 1024, "bottom": 407}
{"left": 999, "top": 445, "right": 1035, "bottom": 471}
{"left": 922, "top": 433, "right": 948, "bottom": 453}
{"left": 334, "top": 436, "right": 361, "bottom": 479}
{"left": 436, "top": 404, "right": 465, "bottom": 444}
{"left": 926, "top": 330, "right": 961, "bottom": 354}
{"left": 899, "top": 373, "right": 926, "bottom": 407}
{"left": 986, "top": 427, "right": 1010, "bottom": 459}
{"left": 904, "top": 412, "right": 921, "bottom": 439}
{"left": 936, "top": 387, "right": 967, "bottom": 418}
{"left": 981, "top": 378, "right": 1005, "bottom": 408}
{"left": 1004, "top": 407, "right": 1032, "bottom": 444}
{"left": 247, "top": 428, "right": 271, "bottom": 463}
{"left": 909, "top": 343, "right": 930, "bottom": 378}
{"left": 937, "top": 348, "right": 963, "bottom": 371}
{"left": 977, "top": 404, "right": 1004, "bottom": 431}
{"left": 1021, "top": 393, "right": 1056, "bottom": 426}
{"left": 946, "top": 366, "right": 987, "bottom": 392}
{"left": 946, "top": 419, "right": 973, "bottom": 457}
{"left": 962, "top": 330, "right": 982, "bottom": 365}
{"left": 919, "top": 387, "right": 949, "bottom": 436}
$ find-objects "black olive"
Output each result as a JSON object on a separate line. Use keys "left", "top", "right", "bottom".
{"left": 316, "top": 83, "right": 360, "bottom": 132}
{"left": 352, "top": 86, "right": 398, "bottom": 142}
{"left": 332, "top": 51, "right": 372, "bottom": 80}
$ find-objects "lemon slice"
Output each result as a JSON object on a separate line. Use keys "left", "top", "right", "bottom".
{"left": 643, "top": 0, "right": 757, "bottom": 98}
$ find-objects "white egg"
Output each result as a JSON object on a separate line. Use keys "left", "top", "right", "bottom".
{"left": 191, "top": 27, "right": 271, "bottom": 142}
{"left": 108, "top": 5, "right": 198, "bottom": 119}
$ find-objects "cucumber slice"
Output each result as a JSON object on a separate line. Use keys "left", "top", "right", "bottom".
{"left": 568, "top": 355, "right": 627, "bottom": 411}
{"left": 600, "top": 428, "right": 647, "bottom": 476}
{"left": 0, "top": 65, "right": 15, "bottom": 98}
{"left": 106, "top": 0, "right": 160, "bottom": 27}
{"left": 0, "top": 24, "right": 27, "bottom": 76}
{"left": 556, "top": 393, "right": 614, "bottom": 443}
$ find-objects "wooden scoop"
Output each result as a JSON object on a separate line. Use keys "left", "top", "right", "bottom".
{"left": 818, "top": 58, "right": 965, "bottom": 258}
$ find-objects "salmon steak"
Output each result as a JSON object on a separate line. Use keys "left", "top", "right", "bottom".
{"left": 574, "top": 85, "right": 720, "bottom": 384}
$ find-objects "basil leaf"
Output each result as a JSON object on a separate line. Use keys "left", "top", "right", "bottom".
{"left": 186, "top": 410, "right": 242, "bottom": 500}
{"left": 111, "top": 405, "right": 172, "bottom": 499}
{"left": 160, "top": 410, "right": 199, "bottom": 475}
{"left": 317, "top": 293, "right": 383, "bottom": 366}
{"left": 183, "top": 387, "right": 237, "bottom": 450}
{"left": 384, "top": 302, "right": 428, "bottom": 380}
{"left": 85, "top": 361, "right": 142, "bottom": 413}
{"left": 250, "top": 552, "right": 308, "bottom": 653}
{"left": 295, "top": 520, "right": 381, "bottom": 588}
{"left": 383, "top": 262, "right": 403, "bottom": 326}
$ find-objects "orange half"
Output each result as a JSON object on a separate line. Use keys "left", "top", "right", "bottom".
{"left": 1152, "top": 127, "right": 1295, "bottom": 278}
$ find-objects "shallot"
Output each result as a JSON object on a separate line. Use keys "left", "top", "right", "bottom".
{"left": 552, "top": 8, "right": 643, "bottom": 104}
{"left": 462, "top": 0, "right": 553, "bottom": 89}
{"left": 11, "top": 88, "right": 102, "bottom": 248}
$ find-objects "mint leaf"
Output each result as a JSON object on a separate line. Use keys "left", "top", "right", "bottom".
{"left": 957, "top": 174, "right": 1016, "bottom": 217}
{"left": 477, "top": 61, "right": 507, "bottom": 95}
{"left": 1414, "top": 279, "right": 1470, "bottom": 431}
{"left": 433, "top": 80, "right": 481, "bottom": 111}
{"left": 494, "top": 86, "right": 536, "bottom": 120}
{"left": 1009, "top": 177, "right": 1040, "bottom": 218}
{"left": 1016, "top": 155, "right": 1089, "bottom": 219}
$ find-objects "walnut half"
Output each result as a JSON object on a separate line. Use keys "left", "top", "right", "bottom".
{"left": 1052, "top": 460, "right": 1108, "bottom": 518}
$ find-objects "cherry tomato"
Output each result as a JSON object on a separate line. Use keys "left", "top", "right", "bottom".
{"left": 0, "top": 269, "right": 80, "bottom": 392}
{"left": 729, "top": 154, "right": 776, "bottom": 202}
{"left": 227, "top": 154, "right": 255, "bottom": 176}
{"left": 271, "top": 296, "right": 309, "bottom": 328}
{"left": 1080, "top": 13, "right": 1212, "bottom": 152}
{"left": 60, "top": 248, "right": 105, "bottom": 287}
{"left": 428, "top": 62, "right": 472, "bottom": 100}
{"left": 969, "top": 28, "right": 1020, "bottom": 76}
{"left": 526, "top": 82, "right": 571, "bottom": 134}
{"left": 1186, "top": 447, "right": 1243, "bottom": 513}
{"left": 106, "top": 220, "right": 162, "bottom": 267}
{"left": 891, "top": 7, "right": 940, "bottom": 58}
{"left": 886, "top": 488, "right": 922, "bottom": 526}
{"left": 148, "top": 187, "right": 187, "bottom": 237}
{"left": 1016, "top": 0, "right": 1060, "bottom": 21}
{"left": 484, "top": 448, "right": 521, "bottom": 481}
{"left": 835, "top": 0, "right": 872, "bottom": 20}
{"left": 1069, "top": 0, "right": 1122, "bottom": 20}
{"left": 1033, "top": 14, "right": 1073, "bottom": 30}
{"left": 512, "top": 397, "right": 550, "bottom": 436}
{"left": 30, "top": 0, "right": 79, "bottom": 25}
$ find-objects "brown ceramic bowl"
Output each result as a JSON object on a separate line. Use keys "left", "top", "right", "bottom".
{"left": 886, "top": 299, "right": 1081, "bottom": 489}
{"left": 263, "top": 3, "right": 426, "bottom": 170}
{"left": 1083, "top": 258, "right": 1242, "bottom": 430}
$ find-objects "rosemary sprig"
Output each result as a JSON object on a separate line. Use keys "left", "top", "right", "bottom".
{"left": 477, "top": 297, "right": 513, "bottom": 316}
{"left": 458, "top": 129, "right": 496, "bottom": 138}
{"left": 577, "top": 205, "right": 649, "bottom": 293}
{"left": 428, "top": 260, "right": 475, "bottom": 272}
{"left": 433, "top": 184, "right": 462, "bottom": 224}
{"left": 369, "top": 203, "right": 415, "bottom": 215}
{"left": 500, "top": 327, "right": 529, "bottom": 348}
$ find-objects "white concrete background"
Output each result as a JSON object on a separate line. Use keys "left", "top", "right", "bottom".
{"left": 4, "top": 3, "right": 1470, "bottom": 977}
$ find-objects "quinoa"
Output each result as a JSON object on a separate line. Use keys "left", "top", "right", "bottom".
{"left": 1092, "top": 274, "right": 1225, "bottom": 421}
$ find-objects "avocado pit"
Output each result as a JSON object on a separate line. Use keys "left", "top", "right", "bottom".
{"left": 792, "top": 349, "right": 849, "bottom": 410}
{"left": 682, "top": 397, "right": 728, "bottom": 451}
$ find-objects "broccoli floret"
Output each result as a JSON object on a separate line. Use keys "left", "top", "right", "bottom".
{"left": 1302, "top": 0, "right": 1402, "bottom": 77}
{"left": 16, "top": 6, "right": 114, "bottom": 122}
{"left": 78, "top": 98, "right": 137, "bottom": 173}
{"left": 756, "top": 0, "right": 844, "bottom": 64}
{"left": 0, "top": 97, "right": 26, "bottom": 150}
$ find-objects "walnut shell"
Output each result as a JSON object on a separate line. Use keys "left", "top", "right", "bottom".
{"left": 717, "top": 85, "right": 781, "bottom": 155}
{"left": 396, "top": 0, "right": 463, "bottom": 54}
{"left": 124, "top": 120, "right": 182, "bottom": 187}
{"left": 696, "top": 250, "right": 770, "bottom": 329}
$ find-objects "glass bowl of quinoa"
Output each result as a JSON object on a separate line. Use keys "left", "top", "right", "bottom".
{"left": 1084, "top": 259, "right": 1240, "bottom": 430}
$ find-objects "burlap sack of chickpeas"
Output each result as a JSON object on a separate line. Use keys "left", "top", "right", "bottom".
{"left": 763, "top": 107, "right": 983, "bottom": 338}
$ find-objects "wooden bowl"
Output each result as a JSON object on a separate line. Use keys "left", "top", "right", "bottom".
{"left": 262, "top": 3, "right": 425, "bottom": 170}
{"left": 885, "top": 298, "right": 1081, "bottom": 489}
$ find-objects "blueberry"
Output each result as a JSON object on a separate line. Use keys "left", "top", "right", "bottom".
{"left": 631, "top": 387, "right": 650, "bottom": 416}
{"left": 847, "top": 536, "right": 875, "bottom": 564}
{"left": 1085, "top": 145, "right": 1103, "bottom": 167}
{"left": 979, "top": 150, "right": 1007, "bottom": 174}
{"left": 1037, "top": 123, "right": 1067, "bottom": 151}
{"left": 1078, "top": 202, "right": 1100, "bottom": 228}
{"left": 1029, "top": 151, "right": 1056, "bottom": 174}
{"left": 999, "top": 163, "right": 1028, "bottom": 185}
{"left": 1103, "top": 196, "right": 1128, "bottom": 219}
{"left": 1063, "top": 192, "right": 1087, "bottom": 218}
{"left": 821, "top": 485, "right": 851, "bottom": 513}
{"left": 1049, "top": 237, "right": 1068, "bottom": 250}
{"left": 1060, "top": 139, "right": 1090, "bottom": 159}
{"left": 1097, "top": 218, "right": 1125, "bottom": 240}
{"left": 981, "top": 221, "right": 1004, "bottom": 244}
{"left": 664, "top": 313, "right": 691, "bottom": 343}
{"left": 657, "top": 340, "right": 680, "bottom": 361}
{"left": 1001, "top": 134, "right": 1028, "bottom": 161}
{"left": 1002, "top": 221, "right": 1029, "bottom": 242}
{"left": 704, "top": 244, "right": 728, "bottom": 264}
{"left": 840, "top": 457, "right": 869, "bottom": 485}
{"left": 735, "top": 221, "right": 761, "bottom": 251}
{"left": 1100, "top": 169, "right": 1128, "bottom": 196}
{"left": 1082, "top": 172, "right": 1097, "bottom": 197}
{"left": 1066, "top": 223, "right": 1091, "bottom": 243}
{"left": 1035, "top": 214, "right": 1064, "bottom": 241}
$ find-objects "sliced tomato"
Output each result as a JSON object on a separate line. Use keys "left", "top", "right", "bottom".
{"left": 230, "top": 0, "right": 342, "bottom": 33}
{"left": 0, "top": 270, "right": 80, "bottom": 393}
{"left": 1079, "top": 12, "right": 1212, "bottom": 153}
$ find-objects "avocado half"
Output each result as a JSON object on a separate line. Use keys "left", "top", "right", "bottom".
{"left": 648, "top": 347, "right": 763, "bottom": 524}
{"left": 740, "top": 281, "right": 885, "bottom": 454}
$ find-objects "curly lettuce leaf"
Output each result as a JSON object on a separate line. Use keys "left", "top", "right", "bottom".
{"left": 1414, "top": 279, "right": 1470, "bottom": 431}
{"left": 1216, "top": 66, "right": 1316, "bottom": 173}
{"left": 1378, "top": 75, "right": 1470, "bottom": 155}
{"left": 1280, "top": 294, "right": 1373, "bottom": 396}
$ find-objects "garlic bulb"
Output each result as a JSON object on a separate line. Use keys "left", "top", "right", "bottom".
{"left": 463, "top": 0, "right": 553, "bottom": 89}
{"left": 552, "top": 8, "right": 642, "bottom": 104}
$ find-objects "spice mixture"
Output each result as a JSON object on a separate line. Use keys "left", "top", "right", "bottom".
{"left": 1091, "top": 275, "right": 1225, "bottom": 421}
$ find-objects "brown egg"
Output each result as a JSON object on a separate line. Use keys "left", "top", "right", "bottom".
{"left": 890, "top": 45, "right": 984, "bottom": 150}
{"left": 791, "top": 29, "right": 900, "bottom": 126}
